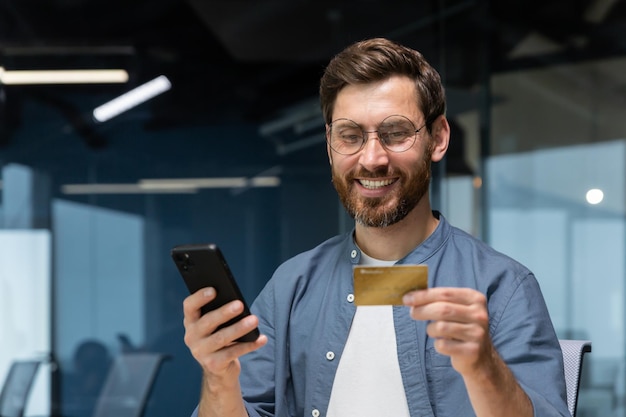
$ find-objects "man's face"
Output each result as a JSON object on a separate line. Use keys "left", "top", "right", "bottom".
{"left": 327, "top": 75, "right": 433, "bottom": 228}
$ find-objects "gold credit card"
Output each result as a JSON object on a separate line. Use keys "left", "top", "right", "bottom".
{"left": 353, "top": 264, "right": 428, "bottom": 306}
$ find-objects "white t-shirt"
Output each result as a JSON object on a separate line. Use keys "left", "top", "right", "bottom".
{"left": 326, "top": 252, "right": 411, "bottom": 417}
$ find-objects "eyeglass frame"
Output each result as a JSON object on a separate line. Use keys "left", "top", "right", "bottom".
{"left": 326, "top": 114, "right": 427, "bottom": 155}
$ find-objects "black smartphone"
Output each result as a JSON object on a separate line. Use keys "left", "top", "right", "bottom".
{"left": 170, "top": 243, "right": 260, "bottom": 343}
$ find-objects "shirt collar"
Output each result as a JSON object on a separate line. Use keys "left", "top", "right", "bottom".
{"left": 344, "top": 210, "right": 451, "bottom": 265}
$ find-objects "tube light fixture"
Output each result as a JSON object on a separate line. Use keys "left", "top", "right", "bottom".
{"left": 139, "top": 176, "right": 281, "bottom": 189}
{"left": 0, "top": 67, "right": 129, "bottom": 85}
{"left": 92, "top": 75, "right": 171, "bottom": 122}
{"left": 61, "top": 183, "right": 197, "bottom": 194}
{"left": 61, "top": 176, "right": 281, "bottom": 195}
{"left": 139, "top": 178, "right": 247, "bottom": 189}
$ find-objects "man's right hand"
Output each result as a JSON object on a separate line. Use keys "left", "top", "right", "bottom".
{"left": 182, "top": 287, "right": 267, "bottom": 417}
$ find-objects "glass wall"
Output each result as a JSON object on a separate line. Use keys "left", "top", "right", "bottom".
{"left": 486, "top": 58, "right": 626, "bottom": 417}
{"left": 0, "top": 2, "right": 624, "bottom": 417}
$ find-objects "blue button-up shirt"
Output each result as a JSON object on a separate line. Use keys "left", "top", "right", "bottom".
{"left": 191, "top": 213, "right": 569, "bottom": 417}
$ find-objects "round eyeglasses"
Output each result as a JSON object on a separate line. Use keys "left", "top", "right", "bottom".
{"left": 327, "top": 115, "right": 425, "bottom": 155}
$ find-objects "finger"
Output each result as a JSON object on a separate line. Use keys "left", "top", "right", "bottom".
{"left": 183, "top": 287, "right": 216, "bottom": 323}
{"left": 184, "top": 298, "right": 243, "bottom": 349}
{"left": 426, "top": 320, "right": 487, "bottom": 343}
{"left": 190, "top": 315, "right": 266, "bottom": 375}
{"left": 197, "top": 334, "right": 268, "bottom": 374}
{"left": 203, "top": 312, "right": 261, "bottom": 350}
{"left": 432, "top": 337, "right": 480, "bottom": 358}
{"left": 192, "top": 299, "right": 246, "bottom": 339}
{"left": 403, "top": 287, "right": 486, "bottom": 307}
{"left": 184, "top": 305, "right": 263, "bottom": 361}
{"left": 410, "top": 300, "right": 487, "bottom": 325}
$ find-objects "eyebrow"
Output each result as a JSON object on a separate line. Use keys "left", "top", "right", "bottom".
{"left": 331, "top": 115, "right": 417, "bottom": 127}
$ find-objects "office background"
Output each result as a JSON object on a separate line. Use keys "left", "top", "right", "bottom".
{"left": 1, "top": 1, "right": 624, "bottom": 416}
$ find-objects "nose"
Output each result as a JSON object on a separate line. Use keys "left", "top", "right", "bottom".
{"left": 358, "top": 132, "right": 389, "bottom": 170}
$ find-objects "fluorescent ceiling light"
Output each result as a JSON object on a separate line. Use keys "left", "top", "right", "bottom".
{"left": 92, "top": 75, "right": 171, "bottom": 122}
{"left": 258, "top": 98, "right": 322, "bottom": 136}
{"left": 139, "top": 178, "right": 247, "bottom": 189}
{"left": 508, "top": 32, "right": 563, "bottom": 59}
{"left": 139, "top": 176, "right": 281, "bottom": 189}
{"left": 61, "top": 176, "right": 281, "bottom": 195}
{"left": 0, "top": 67, "right": 129, "bottom": 85}
{"left": 584, "top": 0, "right": 618, "bottom": 23}
{"left": 249, "top": 176, "right": 281, "bottom": 187}
{"left": 62, "top": 183, "right": 197, "bottom": 195}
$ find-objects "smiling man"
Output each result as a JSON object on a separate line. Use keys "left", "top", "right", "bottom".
{"left": 182, "top": 38, "right": 570, "bottom": 417}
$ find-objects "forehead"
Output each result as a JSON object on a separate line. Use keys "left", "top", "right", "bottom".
{"left": 332, "top": 75, "right": 420, "bottom": 124}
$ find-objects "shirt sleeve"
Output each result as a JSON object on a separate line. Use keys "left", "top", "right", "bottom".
{"left": 490, "top": 271, "right": 570, "bottom": 417}
{"left": 239, "top": 280, "right": 280, "bottom": 417}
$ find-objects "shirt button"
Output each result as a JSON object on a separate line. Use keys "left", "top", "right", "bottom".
{"left": 347, "top": 294, "right": 354, "bottom": 303}
{"left": 350, "top": 249, "right": 358, "bottom": 259}
{"left": 312, "top": 409, "right": 320, "bottom": 417}
{"left": 326, "top": 351, "right": 335, "bottom": 361}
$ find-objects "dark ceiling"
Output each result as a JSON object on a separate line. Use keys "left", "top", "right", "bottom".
{"left": 1, "top": 0, "right": 625, "bottom": 139}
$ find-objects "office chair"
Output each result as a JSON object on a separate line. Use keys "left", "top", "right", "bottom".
{"left": 90, "top": 352, "right": 167, "bottom": 417}
{"left": 0, "top": 360, "right": 42, "bottom": 417}
{"left": 559, "top": 339, "right": 592, "bottom": 417}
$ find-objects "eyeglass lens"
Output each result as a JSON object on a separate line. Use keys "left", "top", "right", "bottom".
{"left": 329, "top": 115, "right": 418, "bottom": 155}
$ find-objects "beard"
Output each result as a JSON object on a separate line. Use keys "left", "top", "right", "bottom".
{"left": 331, "top": 146, "right": 433, "bottom": 228}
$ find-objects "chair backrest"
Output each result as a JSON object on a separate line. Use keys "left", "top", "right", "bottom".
{"left": 91, "top": 352, "right": 166, "bottom": 417}
{"left": 0, "top": 360, "right": 42, "bottom": 417}
{"left": 559, "top": 339, "right": 592, "bottom": 417}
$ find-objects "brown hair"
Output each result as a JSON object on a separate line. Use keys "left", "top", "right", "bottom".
{"left": 319, "top": 38, "right": 446, "bottom": 131}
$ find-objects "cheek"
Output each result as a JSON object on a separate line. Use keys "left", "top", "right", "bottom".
{"left": 330, "top": 154, "right": 356, "bottom": 173}
{"left": 394, "top": 152, "right": 424, "bottom": 173}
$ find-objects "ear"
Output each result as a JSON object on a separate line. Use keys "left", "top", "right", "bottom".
{"left": 430, "top": 115, "right": 450, "bottom": 163}
{"left": 325, "top": 124, "right": 333, "bottom": 165}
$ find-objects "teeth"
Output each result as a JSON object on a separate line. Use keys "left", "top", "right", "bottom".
{"left": 359, "top": 178, "right": 394, "bottom": 189}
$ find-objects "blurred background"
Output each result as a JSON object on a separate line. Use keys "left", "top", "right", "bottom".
{"left": 0, "top": 0, "right": 624, "bottom": 416}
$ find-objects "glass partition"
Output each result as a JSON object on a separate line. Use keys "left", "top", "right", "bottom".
{"left": 488, "top": 58, "right": 626, "bottom": 417}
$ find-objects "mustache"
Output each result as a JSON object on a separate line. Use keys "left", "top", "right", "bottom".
{"left": 347, "top": 167, "right": 396, "bottom": 179}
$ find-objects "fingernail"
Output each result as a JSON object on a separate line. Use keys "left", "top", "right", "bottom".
{"left": 203, "top": 288, "right": 215, "bottom": 297}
